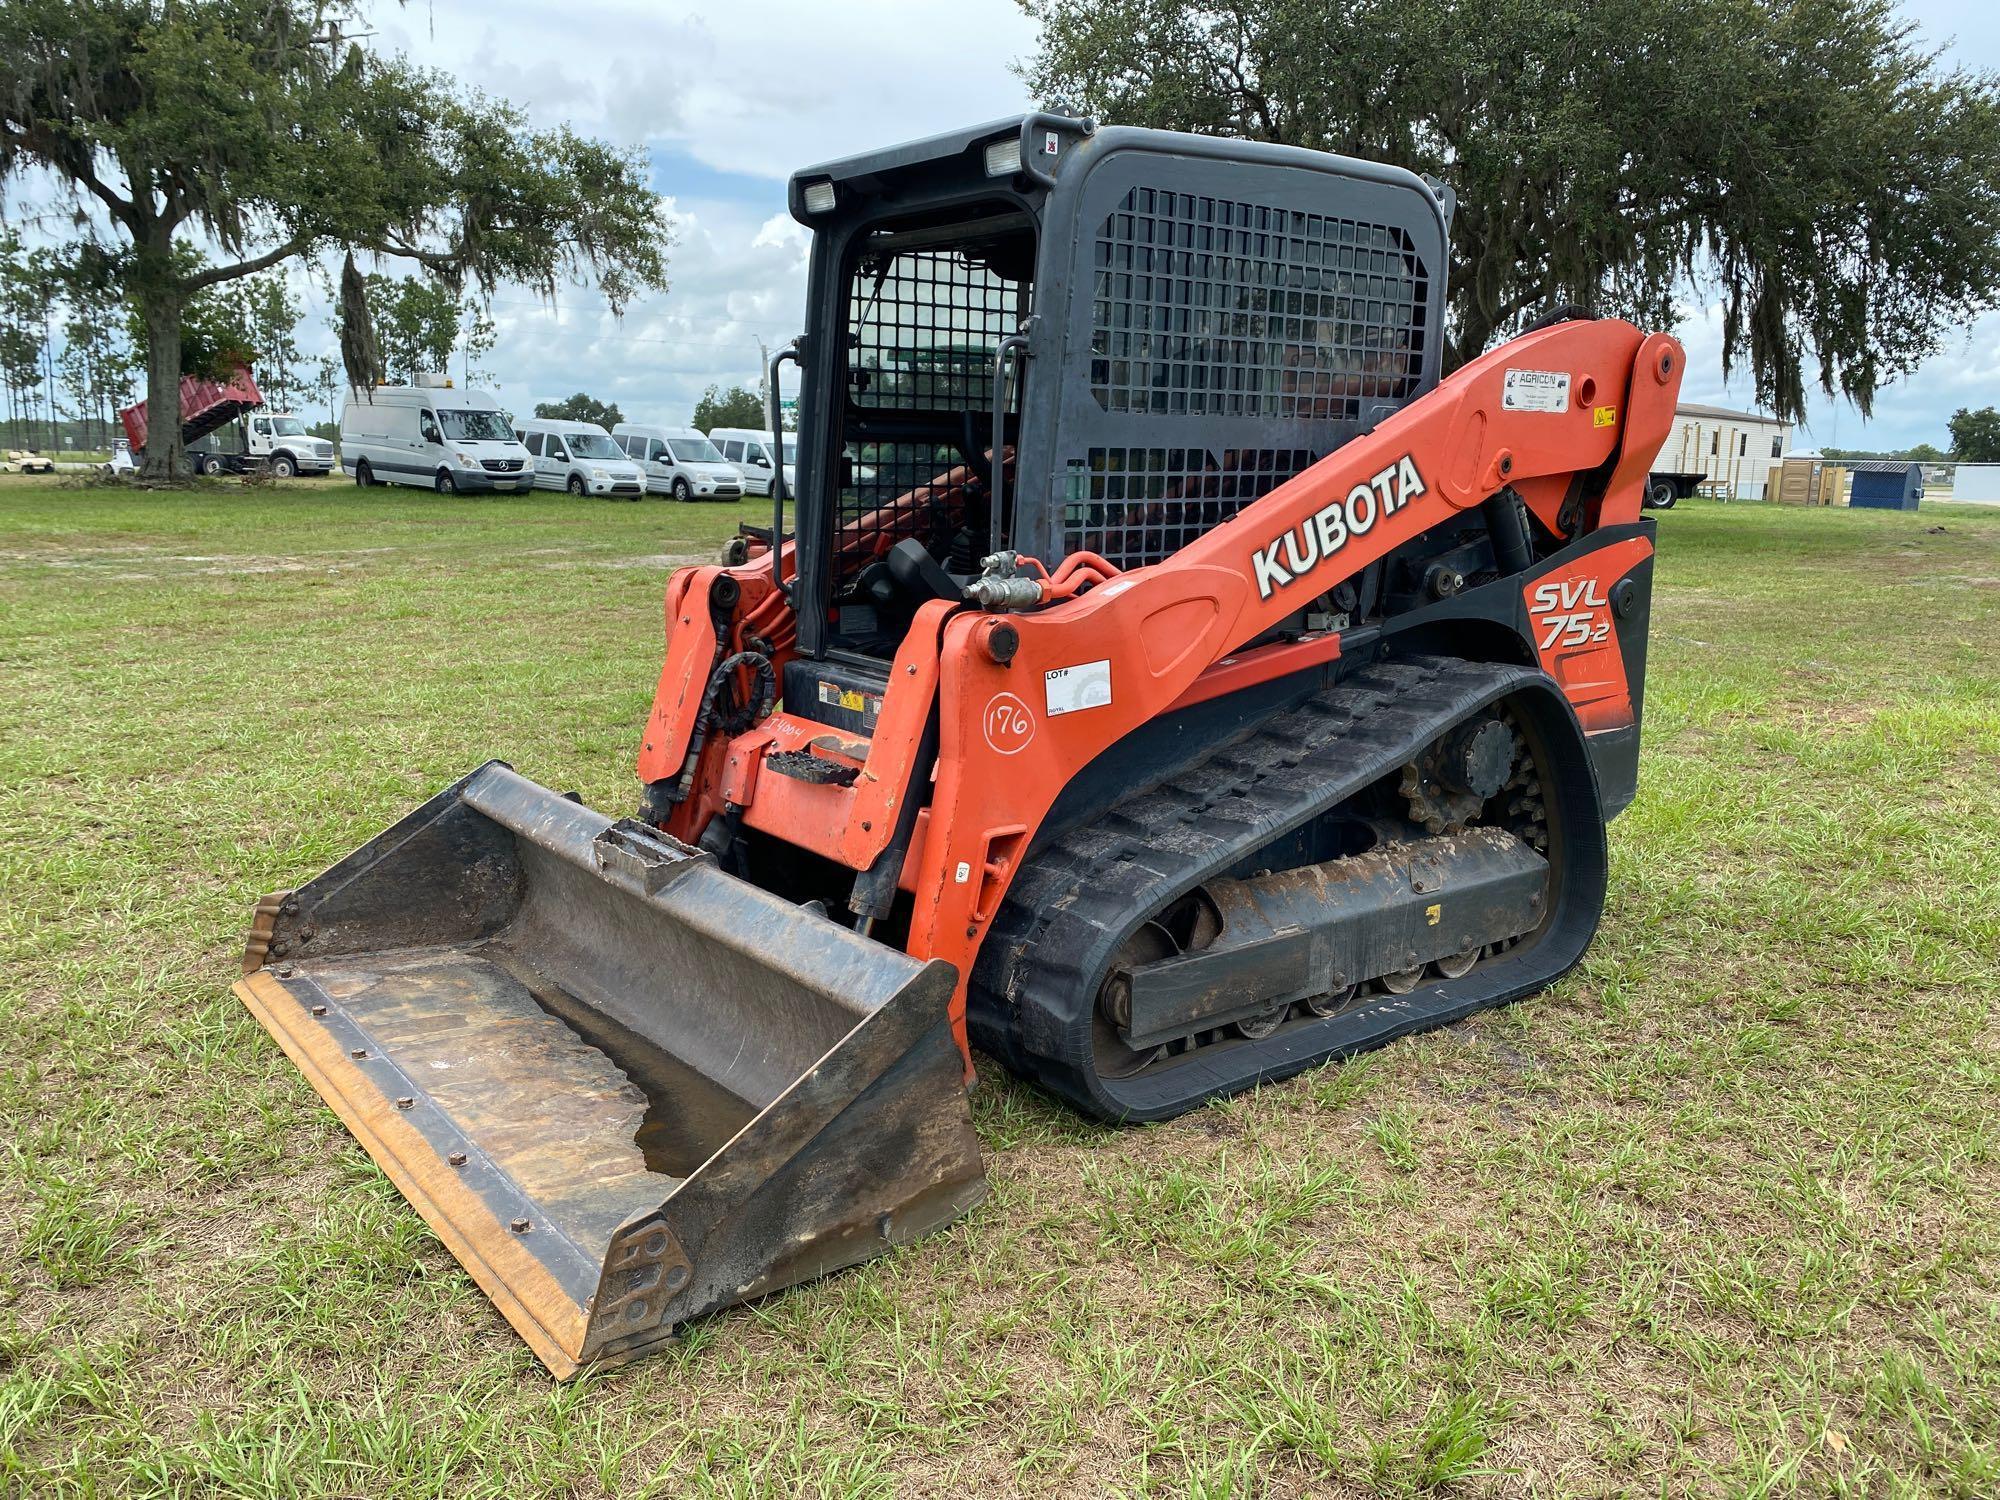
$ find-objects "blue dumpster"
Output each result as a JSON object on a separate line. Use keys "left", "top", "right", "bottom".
{"left": 1847, "top": 460, "right": 1924, "bottom": 511}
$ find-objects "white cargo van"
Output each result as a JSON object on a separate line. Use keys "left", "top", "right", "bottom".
{"left": 340, "top": 378, "right": 534, "bottom": 494}
{"left": 707, "top": 427, "right": 797, "bottom": 498}
{"left": 611, "top": 424, "right": 745, "bottom": 501}
{"left": 512, "top": 417, "right": 647, "bottom": 500}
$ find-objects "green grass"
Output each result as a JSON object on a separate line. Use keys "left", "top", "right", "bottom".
{"left": 1, "top": 478, "right": 1996, "bottom": 1496}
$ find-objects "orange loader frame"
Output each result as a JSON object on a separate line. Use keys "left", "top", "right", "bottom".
{"left": 637, "top": 319, "right": 1686, "bottom": 1071}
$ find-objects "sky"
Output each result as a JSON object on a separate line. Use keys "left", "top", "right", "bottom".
{"left": 329, "top": 0, "right": 1047, "bottom": 430}
{"left": 11, "top": 0, "right": 1999, "bottom": 449}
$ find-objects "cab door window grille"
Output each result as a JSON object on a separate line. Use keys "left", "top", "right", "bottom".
{"left": 848, "top": 246, "right": 1023, "bottom": 414}
{"left": 833, "top": 225, "right": 1032, "bottom": 611}
{"left": 1088, "top": 187, "right": 1428, "bottom": 421}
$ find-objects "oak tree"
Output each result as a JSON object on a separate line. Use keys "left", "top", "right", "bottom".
{"left": 1021, "top": 0, "right": 2000, "bottom": 419}
{"left": 1, "top": 0, "right": 668, "bottom": 478}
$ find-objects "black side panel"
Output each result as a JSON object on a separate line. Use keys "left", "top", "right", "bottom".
{"left": 781, "top": 656, "right": 890, "bottom": 736}
{"left": 1374, "top": 522, "right": 1656, "bottom": 820}
{"left": 1593, "top": 549, "right": 1654, "bottom": 816}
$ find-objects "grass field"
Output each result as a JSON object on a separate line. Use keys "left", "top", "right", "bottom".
{"left": 1, "top": 476, "right": 1996, "bottom": 1497}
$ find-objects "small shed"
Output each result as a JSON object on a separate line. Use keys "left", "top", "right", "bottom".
{"left": 1847, "top": 460, "right": 1924, "bottom": 511}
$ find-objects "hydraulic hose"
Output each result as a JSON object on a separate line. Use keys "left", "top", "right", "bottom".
{"left": 671, "top": 650, "right": 775, "bottom": 801}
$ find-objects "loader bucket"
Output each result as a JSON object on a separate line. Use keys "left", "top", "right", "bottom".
{"left": 233, "top": 762, "right": 986, "bottom": 1378}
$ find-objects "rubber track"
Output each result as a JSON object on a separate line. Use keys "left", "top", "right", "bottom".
{"left": 971, "top": 654, "right": 1598, "bottom": 1120}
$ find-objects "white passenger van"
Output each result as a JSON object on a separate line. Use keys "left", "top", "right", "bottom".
{"left": 512, "top": 417, "right": 647, "bottom": 500}
{"left": 339, "top": 377, "right": 533, "bottom": 494}
{"left": 611, "top": 424, "right": 745, "bottom": 501}
{"left": 707, "top": 427, "right": 797, "bottom": 498}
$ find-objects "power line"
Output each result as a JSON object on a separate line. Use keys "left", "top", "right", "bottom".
{"left": 479, "top": 293, "right": 801, "bottom": 340}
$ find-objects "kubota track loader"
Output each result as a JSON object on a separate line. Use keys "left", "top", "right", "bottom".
{"left": 236, "top": 115, "right": 1682, "bottom": 1376}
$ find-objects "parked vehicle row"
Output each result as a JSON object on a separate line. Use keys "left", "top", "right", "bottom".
{"left": 334, "top": 377, "right": 791, "bottom": 501}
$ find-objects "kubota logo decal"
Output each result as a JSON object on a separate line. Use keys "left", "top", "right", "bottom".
{"left": 1251, "top": 454, "right": 1427, "bottom": 599}
{"left": 983, "top": 692, "right": 1036, "bottom": 755}
{"left": 1529, "top": 578, "right": 1612, "bottom": 651}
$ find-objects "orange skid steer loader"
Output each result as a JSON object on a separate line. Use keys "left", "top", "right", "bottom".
{"left": 236, "top": 115, "right": 1682, "bottom": 1376}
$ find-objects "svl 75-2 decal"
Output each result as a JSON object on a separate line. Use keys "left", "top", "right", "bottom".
{"left": 1528, "top": 578, "right": 1612, "bottom": 652}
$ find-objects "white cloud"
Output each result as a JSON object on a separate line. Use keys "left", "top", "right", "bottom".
{"left": 363, "top": 0, "right": 1040, "bottom": 176}
{"left": 240, "top": 0, "right": 2000, "bottom": 450}
{"left": 19, "top": 0, "right": 1996, "bottom": 451}
{"left": 482, "top": 195, "right": 815, "bottom": 423}
{"left": 315, "top": 0, "right": 1042, "bottom": 421}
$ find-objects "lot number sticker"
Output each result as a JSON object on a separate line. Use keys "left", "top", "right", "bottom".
{"left": 1502, "top": 369, "right": 1571, "bottom": 412}
{"left": 1044, "top": 660, "right": 1112, "bottom": 716}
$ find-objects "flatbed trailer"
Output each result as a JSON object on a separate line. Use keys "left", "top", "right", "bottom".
{"left": 1645, "top": 470, "right": 1705, "bottom": 508}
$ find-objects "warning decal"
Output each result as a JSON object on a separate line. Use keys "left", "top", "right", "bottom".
{"left": 817, "top": 680, "right": 881, "bottom": 730}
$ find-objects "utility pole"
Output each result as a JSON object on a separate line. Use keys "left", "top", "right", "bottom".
{"left": 44, "top": 305, "right": 59, "bottom": 452}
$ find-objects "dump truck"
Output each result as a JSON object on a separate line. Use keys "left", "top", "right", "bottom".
{"left": 1645, "top": 470, "right": 1703, "bottom": 508}
{"left": 186, "top": 410, "right": 336, "bottom": 478}
{"left": 120, "top": 363, "right": 263, "bottom": 465}
{"left": 236, "top": 114, "right": 1683, "bottom": 1377}
{"left": 119, "top": 363, "right": 333, "bottom": 476}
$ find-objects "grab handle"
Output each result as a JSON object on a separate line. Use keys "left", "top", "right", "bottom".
{"left": 988, "top": 333, "right": 1028, "bottom": 557}
{"left": 767, "top": 343, "right": 801, "bottom": 599}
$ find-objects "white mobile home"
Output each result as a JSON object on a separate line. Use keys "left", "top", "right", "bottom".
{"left": 1659, "top": 403, "right": 1791, "bottom": 500}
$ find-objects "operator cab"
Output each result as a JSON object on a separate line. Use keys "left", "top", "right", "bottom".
{"left": 779, "top": 115, "right": 1450, "bottom": 729}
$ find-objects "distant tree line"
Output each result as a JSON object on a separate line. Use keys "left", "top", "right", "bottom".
{"left": 0, "top": 230, "right": 500, "bottom": 452}
{"left": 1818, "top": 443, "right": 1948, "bottom": 463}
{"left": 526, "top": 385, "right": 773, "bottom": 435}
{"left": 1, "top": 229, "right": 135, "bottom": 451}
{"left": 364, "top": 275, "right": 497, "bottom": 394}
{"left": 692, "top": 384, "right": 766, "bottom": 432}
{"left": 535, "top": 393, "right": 625, "bottom": 428}
{"left": 1819, "top": 408, "right": 2000, "bottom": 465}
{"left": 1948, "top": 407, "right": 2000, "bottom": 463}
